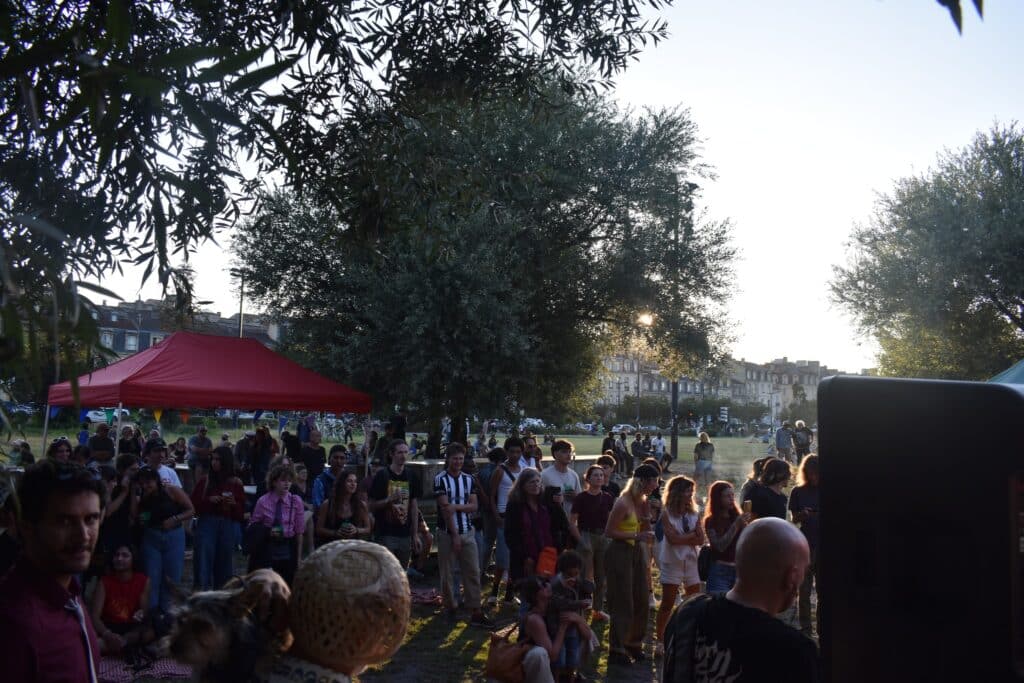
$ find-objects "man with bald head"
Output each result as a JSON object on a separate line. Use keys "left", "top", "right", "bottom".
{"left": 663, "top": 517, "right": 820, "bottom": 682}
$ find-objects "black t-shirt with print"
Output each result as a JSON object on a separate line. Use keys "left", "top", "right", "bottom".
{"left": 369, "top": 466, "right": 421, "bottom": 538}
{"left": 665, "top": 594, "right": 820, "bottom": 683}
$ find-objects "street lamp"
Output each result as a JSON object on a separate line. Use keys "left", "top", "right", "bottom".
{"left": 229, "top": 267, "right": 244, "bottom": 338}
{"left": 635, "top": 313, "right": 653, "bottom": 426}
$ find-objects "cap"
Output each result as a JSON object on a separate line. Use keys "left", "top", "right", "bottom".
{"left": 633, "top": 464, "right": 661, "bottom": 480}
{"left": 143, "top": 438, "right": 167, "bottom": 454}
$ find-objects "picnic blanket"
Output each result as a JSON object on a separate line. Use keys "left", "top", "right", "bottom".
{"left": 99, "top": 656, "right": 192, "bottom": 682}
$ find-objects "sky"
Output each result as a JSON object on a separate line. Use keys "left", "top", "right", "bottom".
{"left": 97, "top": 0, "right": 1023, "bottom": 373}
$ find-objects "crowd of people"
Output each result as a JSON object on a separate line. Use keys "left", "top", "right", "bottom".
{"left": 0, "top": 417, "right": 821, "bottom": 682}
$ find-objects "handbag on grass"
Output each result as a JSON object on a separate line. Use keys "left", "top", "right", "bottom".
{"left": 484, "top": 632, "right": 529, "bottom": 683}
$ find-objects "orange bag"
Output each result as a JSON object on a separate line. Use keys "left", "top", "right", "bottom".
{"left": 536, "top": 545, "right": 558, "bottom": 577}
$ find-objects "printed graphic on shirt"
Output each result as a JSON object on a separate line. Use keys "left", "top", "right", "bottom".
{"left": 388, "top": 480, "right": 410, "bottom": 524}
{"left": 694, "top": 631, "right": 743, "bottom": 682}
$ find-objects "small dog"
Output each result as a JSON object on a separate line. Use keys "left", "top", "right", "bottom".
{"left": 168, "top": 570, "right": 293, "bottom": 683}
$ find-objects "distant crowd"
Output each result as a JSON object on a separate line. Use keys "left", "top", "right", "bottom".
{"left": 0, "top": 415, "right": 820, "bottom": 682}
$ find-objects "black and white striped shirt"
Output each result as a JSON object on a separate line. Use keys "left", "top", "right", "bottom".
{"left": 433, "top": 470, "right": 478, "bottom": 535}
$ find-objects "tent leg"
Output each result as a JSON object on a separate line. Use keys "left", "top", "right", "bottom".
{"left": 41, "top": 403, "right": 51, "bottom": 454}
{"left": 114, "top": 401, "right": 123, "bottom": 458}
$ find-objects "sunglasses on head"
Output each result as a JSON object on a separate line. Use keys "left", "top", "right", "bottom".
{"left": 51, "top": 436, "right": 70, "bottom": 445}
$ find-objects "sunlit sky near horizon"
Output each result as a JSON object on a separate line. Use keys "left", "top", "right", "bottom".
{"left": 98, "top": 0, "right": 1023, "bottom": 374}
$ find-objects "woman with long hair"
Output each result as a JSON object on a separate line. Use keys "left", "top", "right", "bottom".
{"left": 750, "top": 458, "right": 791, "bottom": 519}
{"left": 789, "top": 454, "right": 820, "bottom": 636}
{"left": 316, "top": 469, "right": 371, "bottom": 543}
{"left": 738, "top": 456, "right": 772, "bottom": 505}
{"left": 603, "top": 464, "right": 660, "bottom": 665}
{"left": 248, "top": 463, "right": 304, "bottom": 584}
{"left": 702, "top": 480, "right": 751, "bottom": 593}
{"left": 517, "top": 575, "right": 584, "bottom": 683}
{"left": 190, "top": 446, "right": 245, "bottom": 590}
{"left": 505, "top": 468, "right": 561, "bottom": 588}
{"left": 132, "top": 467, "right": 193, "bottom": 613}
{"left": 655, "top": 475, "right": 705, "bottom": 652}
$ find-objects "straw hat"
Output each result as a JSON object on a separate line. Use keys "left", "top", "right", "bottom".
{"left": 288, "top": 540, "right": 410, "bottom": 675}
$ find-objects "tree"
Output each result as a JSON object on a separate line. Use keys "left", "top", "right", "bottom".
{"left": 0, "top": 0, "right": 670, "bottom": 413}
{"left": 831, "top": 123, "right": 1024, "bottom": 380}
{"left": 235, "top": 82, "right": 735, "bottom": 448}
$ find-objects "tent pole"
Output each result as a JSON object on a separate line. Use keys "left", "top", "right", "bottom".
{"left": 41, "top": 403, "right": 51, "bottom": 454}
{"left": 114, "top": 401, "right": 123, "bottom": 458}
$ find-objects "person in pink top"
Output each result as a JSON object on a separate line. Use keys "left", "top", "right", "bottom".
{"left": 248, "top": 463, "right": 305, "bottom": 584}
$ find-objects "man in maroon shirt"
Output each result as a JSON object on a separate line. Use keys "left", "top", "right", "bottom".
{"left": 0, "top": 461, "right": 107, "bottom": 682}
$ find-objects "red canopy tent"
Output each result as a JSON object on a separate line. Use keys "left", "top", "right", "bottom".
{"left": 47, "top": 330, "right": 371, "bottom": 412}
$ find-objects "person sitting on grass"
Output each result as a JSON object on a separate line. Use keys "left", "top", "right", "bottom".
{"left": 518, "top": 575, "right": 588, "bottom": 683}
{"left": 89, "top": 544, "right": 156, "bottom": 657}
{"left": 547, "top": 550, "right": 597, "bottom": 683}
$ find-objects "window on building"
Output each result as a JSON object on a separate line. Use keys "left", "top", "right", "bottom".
{"left": 110, "top": 313, "right": 118, "bottom": 321}
{"left": 100, "top": 331, "right": 114, "bottom": 347}
{"left": 125, "top": 332, "right": 138, "bottom": 352}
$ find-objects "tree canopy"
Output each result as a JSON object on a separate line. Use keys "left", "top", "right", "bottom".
{"left": 831, "top": 123, "right": 1024, "bottom": 380}
{"left": 234, "top": 83, "right": 734, "bottom": 446}
{"left": 0, "top": 0, "right": 670, "bottom": 412}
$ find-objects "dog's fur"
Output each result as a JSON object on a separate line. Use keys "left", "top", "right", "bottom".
{"left": 167, "top": 573, "right": 293, "bottom": 683}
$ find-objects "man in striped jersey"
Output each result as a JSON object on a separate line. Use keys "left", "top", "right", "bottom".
{"left": 435, "top": 443, "right": 494, "bottom": 629}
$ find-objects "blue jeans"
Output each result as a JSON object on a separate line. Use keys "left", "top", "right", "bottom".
{"left": 495, "top": 525, "right": 509, "bottom": 570}
{"left": 706, "top": 561, "right": 736, "bottom": 593}
{"left": 557, "top": 627, "right": 581, "bottom": 669}
{"left": 142, "top": 526, "right": 186, "bottom": 613}
{"left": 195, "top": 515, "right": 236, "bottom": 590}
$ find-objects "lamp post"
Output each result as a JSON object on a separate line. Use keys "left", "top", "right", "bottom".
{"left": 635, "top": 313, "right": 653, "bottom": 426}
{"left": 229, "top": 268, "right": 244, "bottom": 338}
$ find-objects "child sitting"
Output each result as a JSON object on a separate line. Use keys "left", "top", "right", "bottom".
{"left": 547, "top": 550, "right": 597, "bottom": 682}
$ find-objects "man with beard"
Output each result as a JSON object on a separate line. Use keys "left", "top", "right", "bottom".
{"left": 0, "top": 461, "right": 107, "bottom": 682}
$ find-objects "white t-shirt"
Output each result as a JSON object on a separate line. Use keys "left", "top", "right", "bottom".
{"left": 540, "top": 466, "right": 582, "bottom": 516}
{"left": 652, "top": 437, "right": 666, "bottom": 455}
{"left": 657, "top": 510, "right": 700, "bottom": 568}
{"left": 517, "top": 455, "right": 539, "bottom": 471}
{"left": 159, "top": 464, "right": 182, "bottom": 488}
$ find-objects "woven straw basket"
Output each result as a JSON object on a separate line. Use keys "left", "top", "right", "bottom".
{"left": 288, "top": 539, "right": 411, "bottom": 674}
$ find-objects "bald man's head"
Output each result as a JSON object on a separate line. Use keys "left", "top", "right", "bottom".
{"left": 732, "top": 518, "right": 810, "bottom": 615}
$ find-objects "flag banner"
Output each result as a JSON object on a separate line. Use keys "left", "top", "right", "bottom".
{"left": 153, "top": 408, "right": 163, "bottom": 422}
{"left": 104, "top": 408, "right": 114, "bottom": 423}
{"left": 180, "top": 411, "right": 190, "bottom": 424}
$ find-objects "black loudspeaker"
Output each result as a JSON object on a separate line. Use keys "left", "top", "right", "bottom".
{"left": 818, "top": 375, "right": 1024, "bottom": 682}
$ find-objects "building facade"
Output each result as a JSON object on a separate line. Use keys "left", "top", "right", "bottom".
{"left": 599, "top": 353, "right": 853, "bottom": 418}
{"left": 93, "top": 298, "right": 281, "bottom": 357}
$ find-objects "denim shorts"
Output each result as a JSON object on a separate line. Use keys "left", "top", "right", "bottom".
{"left": 706, "top": 561, "right": 736, "bottom": 593}
{"left": 695, "top": 459, "right": 714, "bottom": 475}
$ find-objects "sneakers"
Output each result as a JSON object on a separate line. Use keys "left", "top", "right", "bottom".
{"left": 470, "top": 612, "right": 496, "bottom": 629}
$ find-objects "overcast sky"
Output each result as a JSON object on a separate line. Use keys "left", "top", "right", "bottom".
{"left": 98, "top": 0, "right": 1022, "bottom": 373}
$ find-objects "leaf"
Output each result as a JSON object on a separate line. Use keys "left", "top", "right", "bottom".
{"left": 106, "top": 0, "right": 131, "bottom": 51}
{"left": 151, "top": 45, "right": 228, "bottom": 70}
{"left": 74, "top": 281, "right": 124, "bottom": 301}
{"left": 178, "top": 90, "right": 218, "bottom": 141}
{"left": 195, "top": 47, "right": 267, "bottom": 83}
{"left": 12, "top": 214, "right": 67, "bottom": 242}
{"left": 227, "top": 55, "right": 299, "bottom": 94}
{"left": 124, "top": 73, "right": 168, "bottom": 99}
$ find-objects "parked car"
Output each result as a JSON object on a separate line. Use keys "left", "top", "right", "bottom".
{"left": 519, "top": 417, "right": 549, "bottom": 432}
{"left": 612, "top": 423, "right": 636, "bottom": 435}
